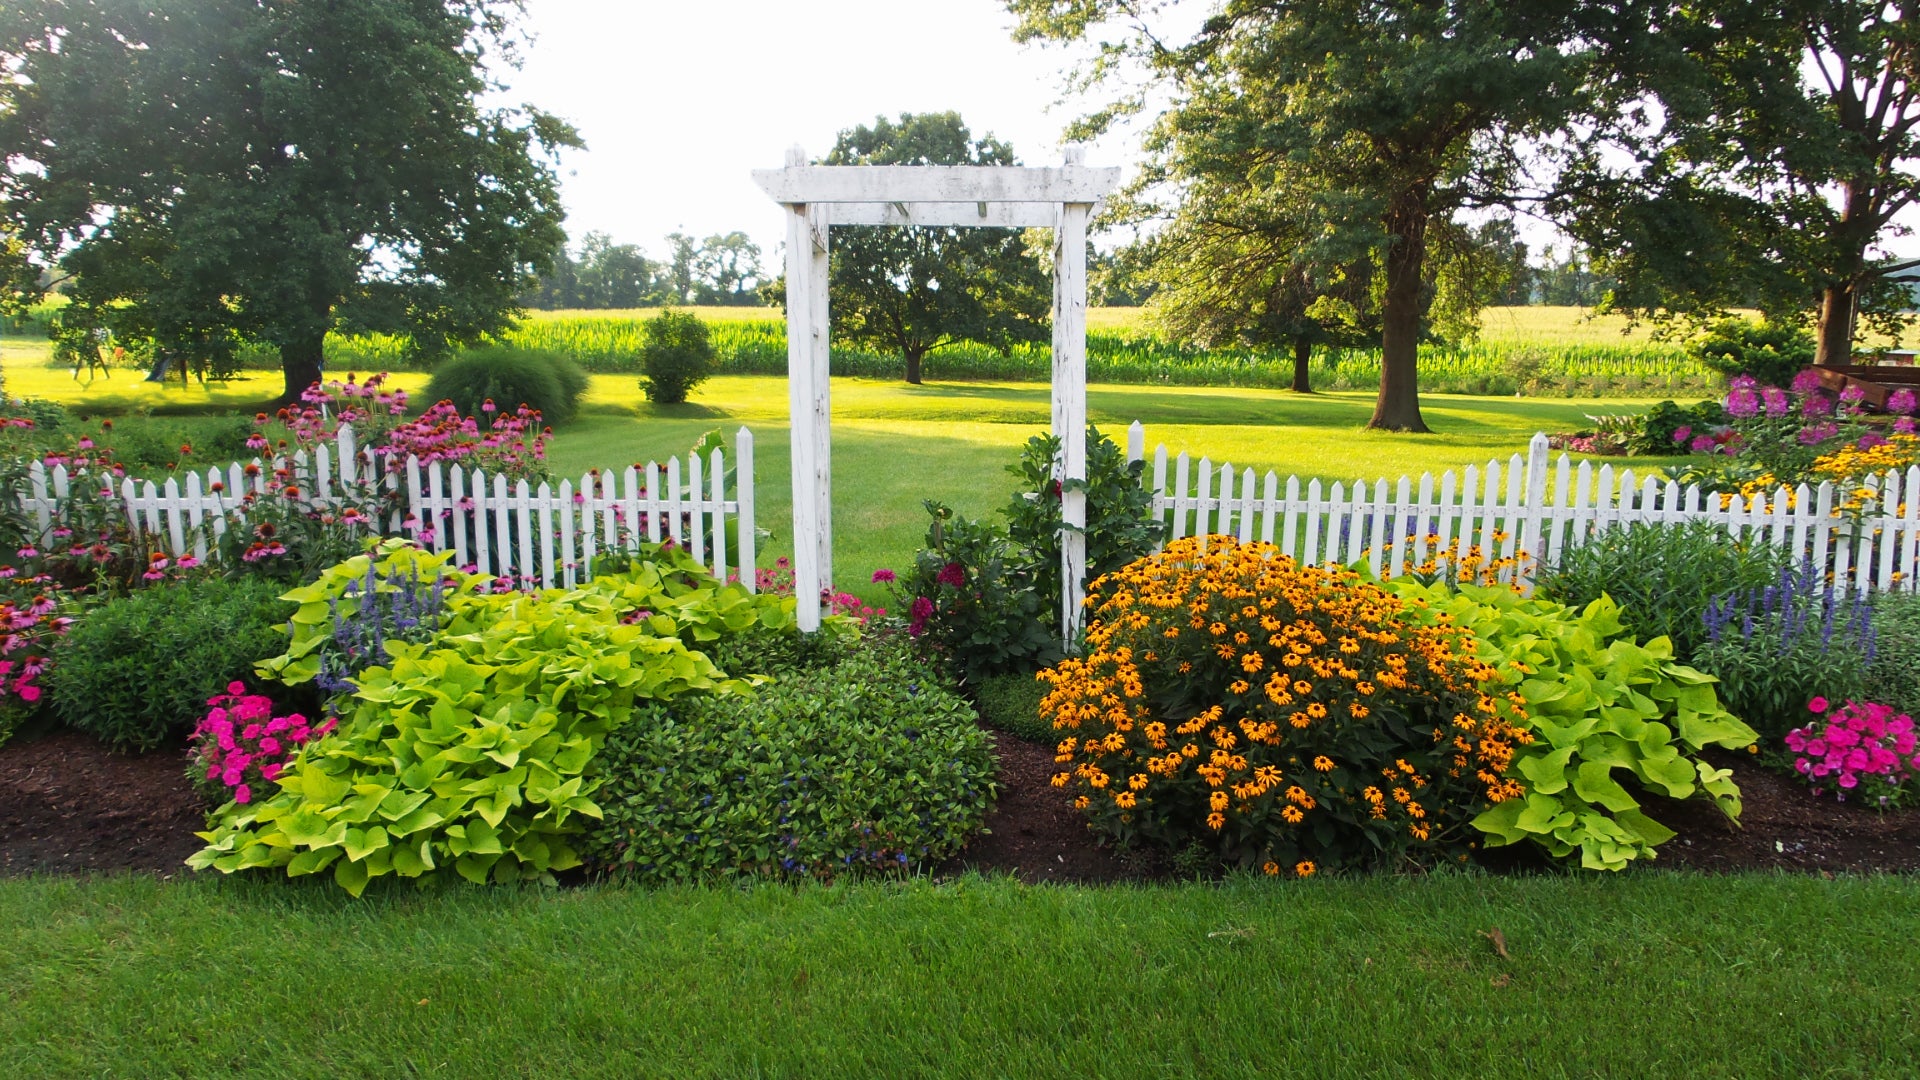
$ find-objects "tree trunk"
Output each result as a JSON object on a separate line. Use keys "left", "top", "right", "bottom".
{"left": 1815, "top": 281, "right": 1856, "bottom": 367}
{"left": 1371, "top": 192, "right": 1431, "bottom": 432}
{"left": 1291, "top": 338, "right": 1313, "bottom": 393}
{"left": 904, "top": 348, "right": 924, "bottom": 385}
{"left": 279, "top": 334, "right": 326, "bottom": 405}
{"left": 1816, "top": 179, "right": 1872, "bottom": 368}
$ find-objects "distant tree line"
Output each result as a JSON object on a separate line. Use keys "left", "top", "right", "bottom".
{"left": 520, "top": 230, "right": 766, "bottom": 309}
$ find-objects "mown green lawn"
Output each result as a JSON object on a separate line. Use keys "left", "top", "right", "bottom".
{"left": 1, "top": 871, "right": 1914, "bottom": 1078}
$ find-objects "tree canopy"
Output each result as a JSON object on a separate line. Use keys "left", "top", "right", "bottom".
{"left": 1559, "top": 0, "right": 1920, "bottom": 364}
{"left": 0, "top": 0, "right": 576, "bottom": 400}
{"left": 822, "top": 112, "right": 1050, "bottom": 385}
{"left": 1012, "top": 0, "right": 1602, "bottom": 430}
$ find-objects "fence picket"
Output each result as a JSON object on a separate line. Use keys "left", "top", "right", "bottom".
{"left": 1172, "top": 453, "right": 1191, "bottom": 541}
{"left": 1299, "top": 479, "right": 1320, "bottom": 563}
{"left": 1195, "top": 456, "right": 1214, "bottom": 548}
{"left": 451, "top": 466, "right": 472, "bottom": 569}
{"left": 738, "top": 428, "right": 757, "bottom": 592}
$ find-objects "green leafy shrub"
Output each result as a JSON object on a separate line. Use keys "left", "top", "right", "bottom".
{"left": 1686, "top": 316, "right": 1814, "bottom": 388}
{"left": 1631, "top": 399, "right": 1729, "bottom": 455}
{"left": 1692, "top": 562, "right": 1875, "bottom": 740}
{"left": 639, "top": 310, "right": 716, "bottom": 404}
{"left": 1536, "top": 521, "right": 1788, "bottom": 663}
{"left": 1042, "top": 537, "right": 1532, "bottom": 877}
{"left": 584, "top": 638, "right": 996, "bottom": 882}
{"left": 893, "top": 500, "right": 1060, "bottom": 681}
{"left": 191, "top": 545, "right": 797, "bottom": 895}
{"left": 1004, "top": 425, "right": 1166, "bottom": 614}
{"left": 1389, "top": 581, "right": 1757, "bottom": 870}
{"left": 973, "top": 670, "right": 1051, "bottom": 742}
{"left": 0, "top": 396, "right": 69, "bottom": 432}
{"left": 424, "top": 345, "right": 589, "bottom": 426}
{"left": 48, "top": 577, "right": 294, "bottom": 752}
{"left": 703, "top": 619, "right": 860, "bottom": 680}
{"left": 1867, "top": 591, "right": 1920, "bottom": 717}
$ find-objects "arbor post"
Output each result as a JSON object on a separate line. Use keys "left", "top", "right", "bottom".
{"left": 1054, "top": 147, "right": 1091, "bottom": 646}
{"left": 782, "top": 145, "right": 833, "bottom": 630}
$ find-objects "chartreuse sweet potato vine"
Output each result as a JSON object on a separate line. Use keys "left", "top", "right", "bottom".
{"left": 189, "top": 541, "right": 797, "bottom": 895}
{"left": 1041, "top": 536, "right": 1531, "bottom": 876}
{"left": 1385, "top": 581, "right": 1758, "bottom": 870}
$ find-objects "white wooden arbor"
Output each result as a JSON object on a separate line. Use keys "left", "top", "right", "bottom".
{"left": 753, "top": 146, "right": 1120, "bottom": 641}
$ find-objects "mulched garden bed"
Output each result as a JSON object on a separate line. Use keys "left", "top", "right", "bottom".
{"left": 0, "top": 729, "right": 207, "bottom": 877}
{"left": 2, "top": 727, "right": 1915, "bottom": 880}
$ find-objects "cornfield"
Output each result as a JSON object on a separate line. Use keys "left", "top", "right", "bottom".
{"left": 496, "top": 317, "right": 1717, "bottom": 394}
{"left": 18, "top": 307, "right": 1723, "bottom": 397}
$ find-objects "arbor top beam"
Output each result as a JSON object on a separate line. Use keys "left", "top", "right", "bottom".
{"left": 751, "top": 164, "right": 1121, "bottom": 206}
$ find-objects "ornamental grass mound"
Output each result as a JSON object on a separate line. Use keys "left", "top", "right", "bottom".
{"left": 1041, "top": 536, "right": 1530, "bottom": 876}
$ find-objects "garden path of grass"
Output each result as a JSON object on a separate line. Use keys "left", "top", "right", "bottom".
{"left": 1, "top": 342, "right": 1690, "bottom": 597}
{"left": 2, "top": 871, "right": 1915, "bottom": 1078}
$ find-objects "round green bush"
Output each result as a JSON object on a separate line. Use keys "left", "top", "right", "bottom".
{"left": 424, "top": 345, "right": 589, "bottom": 426}
{"left": 973, "top": 670, "right": 1052, "bottom": 742}
{"left": 49, "top": 577, "right": 296, "bottom": 752}
{"left": 1685, "top": 316, "right": 1814, "bottom": 389}
{"left": 639, "top": 310, "right": 716, "bottom": 404}
{"left": 584, "top": 638, "right": 997, "bottom": 881}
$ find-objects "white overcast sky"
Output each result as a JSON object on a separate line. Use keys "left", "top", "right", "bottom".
{"left": 501, "top": 0, "right": 1916, "bottom": 267}
{"left": 504, "top": 0, "right": 1117, "bottom": 262}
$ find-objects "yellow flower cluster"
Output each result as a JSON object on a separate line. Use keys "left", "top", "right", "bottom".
{"left": 1038, "top": 535, "right": 1530, "bottom": 872}
{"left": 1734, "top": 434, "right": 1919, "bottom": 510}
{"left": 1396, "top": 534, "right": 1531, "bottom": 591}
{"left": 1815, "top": 433, "right": 1919, "bottom": 482}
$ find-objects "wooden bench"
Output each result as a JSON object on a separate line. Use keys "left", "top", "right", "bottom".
{"left": 1812, "top": 364, "right": 1920, "bottom": 410}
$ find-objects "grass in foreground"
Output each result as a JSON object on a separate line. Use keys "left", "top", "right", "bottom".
{"left": 0, "top": 871, "right": 1914, "bottom": 1077}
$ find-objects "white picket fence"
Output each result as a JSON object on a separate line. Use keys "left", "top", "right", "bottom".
{"left": 1125, "top": 423, "right": 1920, "bottom": 594}
{"left": 21, "top": 424, "right": 759, "bottom": 591}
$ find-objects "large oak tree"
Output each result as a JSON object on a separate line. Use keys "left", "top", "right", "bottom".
{"left": 0, "top": 0, "right": 575, "bottom": 401}
{"left": 1010, "top": 0, "right": 1601, "bottom": 430}
{"left": 1560, "top": 1, "right": 1919, "bottom": 364}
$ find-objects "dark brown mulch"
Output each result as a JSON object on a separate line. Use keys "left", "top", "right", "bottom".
{"left": 933, "top": 723, "right": 1142, "bottom": 884}
{"left": 1644, "top": 749, "right": 1920, "bottom": 874}
{"left": 0, "top": 729, "right": 207, "bottom": 877}
{"left": 1, "top": 726, "right": 1915, "bottom": 881}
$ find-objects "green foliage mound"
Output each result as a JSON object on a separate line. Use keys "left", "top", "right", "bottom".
{"left": 1389, "top": 581, "right": 1758, "bottom": 870}
{"left": 1536, "top": 521, "right": 1788, "bottom": 663}
{"left": 1633, "top": 399, "right": 1729, "bottom": 455}
{"left": 973, "top": 671, "right": 1051, "bottom": 742}
{"left": 425, "top": 345, "right": 589, "bottom": 426}
{"left": 49, "top": 577, "right": 294, "bottom": 752}
{"left": 1686, "top": 317, "right": 1815, "bottom": 388}
{"left": 639, "top": 310, "right": 716, "bottom": 404}
{"left": 190, "top": 542, "right": 797, "bottom": 895}
{"left": 585, "top": 637, "right": 996, "bottom": 882}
